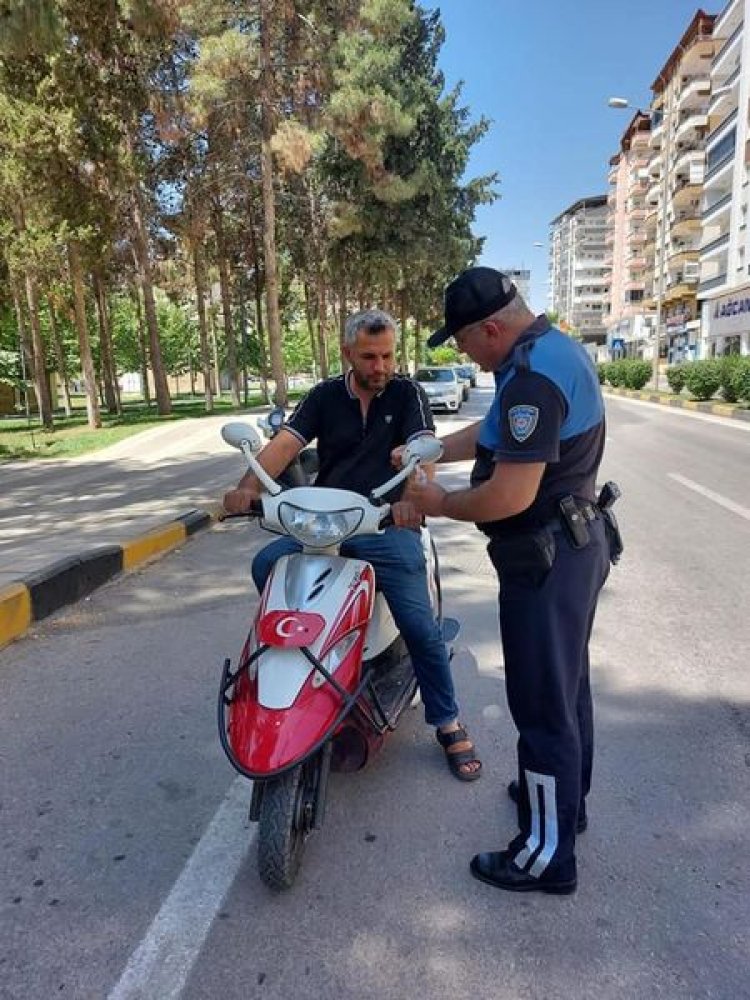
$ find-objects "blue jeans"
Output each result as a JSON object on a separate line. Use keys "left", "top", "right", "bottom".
{"left": 251, "top": 527, "right": 459, "bottom": 727}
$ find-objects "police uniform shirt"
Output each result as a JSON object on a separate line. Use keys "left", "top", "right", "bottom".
{"left": 471, "top": 316, "right": 605, "bottom": 537}
{"left": 285, "top": 372, "right": 435, "bottom": 498}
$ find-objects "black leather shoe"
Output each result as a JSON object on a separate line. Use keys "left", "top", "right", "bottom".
{"left": 470, "top": 851, "right": 577, "bottom": 895}
{"left": 507, "top": 780, "right": 588, "bottom": 834}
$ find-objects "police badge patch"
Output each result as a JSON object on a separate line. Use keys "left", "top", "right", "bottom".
{"left": 508, "top": 404, "right": 539, "bottom": 443}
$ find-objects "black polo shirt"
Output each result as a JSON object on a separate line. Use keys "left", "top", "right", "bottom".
{"left": 285, "top": 372, "right": 435, "bottom": 498}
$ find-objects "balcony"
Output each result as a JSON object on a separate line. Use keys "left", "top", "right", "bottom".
{"left": 713, "top": 21, "right": 743, "bottom": 78}
{"left": 702, "top": 191, "right": 733, "bottom": 220}
{"left": 700, "top": 232, "right": 730, "bottom": 257}
{"left": 675, "top": 112, "right": 708, "bottom": 144}
{"left": 668, "top": 248, "right": 700, "bottom": 268}
{"left": 714, "top": 0, "right": 743, "bottom": 40}
{"left": 671, "top": 215, "right": 701, "bottom": 238}
{"left": 649, "top": 118, "right": 664, "bottom": 148}
{"left": 708, "top": 63, "right": 741, "bottom": 116}
{"left": 704, "top": 150, "right": 735, "bottom": 185}
{"left": 648, "top": 152, "right": 663, "bottom": 177}
{"left": 646, "top": 181, "right": 661, "bottom": 206}
{"left": 672, "top": 177, "right": 702, "bottom": 206}
{"left": 706, "top": 106, "right": 738, "bottom": 149}
{"left": 673, "top": 149, "right": 705, "bottom": 179}
{"left": 698, "top": 273, "right": 729, "bottom": 294}
{"left": 678, "top": 75, "right": 710, "bottom": 109}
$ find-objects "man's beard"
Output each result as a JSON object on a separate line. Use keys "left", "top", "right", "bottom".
{"left": 351, "top": 369, "right": 391, "bottom": 392}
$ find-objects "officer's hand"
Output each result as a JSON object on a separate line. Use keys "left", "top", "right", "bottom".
{"left": 390, "top": 445, "right": 406, "bottom": 469}
{"left": 222, "top": 486, "right": 260, "bottom": 514}
{"left": 409, "top": 476, "right": 447, "bottom": 518}
{"left": 390, "top": 500, "right": 422, "bottom": 529}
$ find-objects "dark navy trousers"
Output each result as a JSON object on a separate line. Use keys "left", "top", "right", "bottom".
{"left": 489, "top": 517, "right": 610, "bottom": 879}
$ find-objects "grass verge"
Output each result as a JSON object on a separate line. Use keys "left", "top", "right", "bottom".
{"left": 0, "top": 391, "right": 306, "bottom": 462}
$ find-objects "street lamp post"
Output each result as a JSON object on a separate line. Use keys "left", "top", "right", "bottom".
{"left": 608, "top": 96, "right": 670, "bottom": 390}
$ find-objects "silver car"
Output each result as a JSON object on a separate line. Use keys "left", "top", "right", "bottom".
{"left": 414, "top": 366, "right": 462, "bottom": 412}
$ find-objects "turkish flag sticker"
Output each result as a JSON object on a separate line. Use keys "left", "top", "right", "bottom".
{"left": 257, "top": 610, "right": 326, "bottom": 648}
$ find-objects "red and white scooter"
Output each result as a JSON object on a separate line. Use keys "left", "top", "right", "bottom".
{"left": 217, "top": 421, "right": 454, "bottom": 890}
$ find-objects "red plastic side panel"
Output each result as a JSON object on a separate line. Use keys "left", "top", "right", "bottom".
{"left": 228, "top": 629, "right": 368, "bottom": 773}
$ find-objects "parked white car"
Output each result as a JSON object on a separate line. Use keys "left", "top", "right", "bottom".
{"left": 414, "top": 366, "right": 462, "bottom": 412}
{"left": 452, "top": 365, "right": 471, "bottom": 401}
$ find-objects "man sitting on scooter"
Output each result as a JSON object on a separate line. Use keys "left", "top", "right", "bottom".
{"left": 222, "top": 309, "right": 481, "bottom": 781}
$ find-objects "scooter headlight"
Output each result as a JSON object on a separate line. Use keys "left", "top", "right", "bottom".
{"left": 278, "top": 503, "right": 363, "bottom": 548}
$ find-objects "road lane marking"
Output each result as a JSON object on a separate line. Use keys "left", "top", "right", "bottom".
{"left": 108, "top": 777, "right": 254, "bottom": 1000}
{"left": 668, "top": 474, "right": 750, "bottom": 522}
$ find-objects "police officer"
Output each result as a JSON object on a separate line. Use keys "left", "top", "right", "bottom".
{"left": 408, "top": 268, "right": 610, "bottom": 893}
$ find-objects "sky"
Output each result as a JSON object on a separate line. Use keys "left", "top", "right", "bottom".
{"left": 434, "top": 0, "right": 716, "bottom": 311}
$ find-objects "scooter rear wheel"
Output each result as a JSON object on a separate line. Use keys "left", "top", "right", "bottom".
{"left": 257, "top": 753, "right": 323, "bottom": 890}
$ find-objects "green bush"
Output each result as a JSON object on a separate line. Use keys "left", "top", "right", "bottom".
{"left": 605, "top": 360, "right": 627, "bottom": 387}
{"left": 683, "top": 359, "right": 722, "bottom": 401}
{"left": 729, "top": 356, "right": 750, "bottom": 403}
{"left": 596, "top": 363, "right": 606, "bottom": 385}
{"left": 719, "top": 355, "right": 743, "bottom": 402}
{"left": 665, "top": 365, "right": 686, "bottom": 394}
{"left": 623, "top": 360, "right": 653, "bottom": 390}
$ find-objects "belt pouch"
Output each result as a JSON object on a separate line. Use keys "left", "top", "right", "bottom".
{"left": 488, "top": 527, "right": 556, "bottom": 585}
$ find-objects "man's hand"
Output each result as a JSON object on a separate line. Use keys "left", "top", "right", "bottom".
{"left": 222, "top": 486, "right": 261, "bottom": 515}
{"left": 390, "top": 444, "right": 406, "bottom": 469}
{"left": 409, "top": 476, "right": 447, "bottom": 518}
{"left": 390, "top": 500, "right": 422, "bottom": 529}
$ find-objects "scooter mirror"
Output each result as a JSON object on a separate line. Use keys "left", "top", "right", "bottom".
{"left": 402, "top": 435, "right": 443, "bottom": 466}
{"left": 221, "top": 421, "right": 263, "bottom": 453}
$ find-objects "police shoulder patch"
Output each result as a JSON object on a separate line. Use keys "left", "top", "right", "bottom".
{"left": 508, "top": 404, "right": 539, "bottom": 443}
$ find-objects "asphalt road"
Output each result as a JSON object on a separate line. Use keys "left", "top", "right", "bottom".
{"left": 1, "top": 382, "right": 749, "bottom": 1000}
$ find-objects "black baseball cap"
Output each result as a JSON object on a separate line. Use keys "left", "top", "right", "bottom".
{"left": 428, "top": 267, "right": 517, "bottom": 348}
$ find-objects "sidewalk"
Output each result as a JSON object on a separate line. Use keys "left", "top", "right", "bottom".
{"left": 603, "top": 385, "right": 750, "bottom": 421}
{"left": 0, "top": 413, "right": 250, "bottom": 650}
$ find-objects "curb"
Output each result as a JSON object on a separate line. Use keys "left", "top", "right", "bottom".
{"left": 603, "top": 386, "right": 750, "bottom": 421}
{"left": 0, "top": 506, "right": 220, "bottom": 652}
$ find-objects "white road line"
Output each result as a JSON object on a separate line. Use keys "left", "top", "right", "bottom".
{"left": 668, "top": 473, "right": 750, "bottom": 522}
{"left": 108, "top": 777, "right": 254, "bottom": 1000}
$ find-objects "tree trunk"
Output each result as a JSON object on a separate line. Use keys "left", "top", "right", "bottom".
{"left": 259, "top": 0, "right": 287, "bottom": 407}
{"left": 303, "top": 281, "right": 318, "bottom": 379}
{"left": 249, "top": 223, "right": 271, "bottom": 404}
{"left": 9, "top": 271, "right": 34, "bottom": 411}
{"left": 131, "top": 283, "right": 151, "bottom": 407}
{"left": 212, "top": 204, "right": 241, "bottom": 406}
{"left": 399, "top": 288, "right": 409, "bottom": 374}
{"left": 208, "top": 284, "right": 223, "bottom": 396}
{"left": 48, "top": 297, "right": 72, "bottom": 417}
{"left": 317, "top": 275, "right": 330, "bottom": 377}
{"left": 21, "top": 272, "right": 53, "bottom": 428}
{"left": 67, "top": 241, "right": 101, "bottom": 429}
{"left": 338, "top": 276, "right": 347, "bottom": 354}
{"left": 192, "top": 242, "right": 214, "bottom": 413}
{"left": 93, "top": 272, "right": 119, "bottom": 414}
{"left": 131, "top": 185, "right": 171, "bottom": 415}
{"left": 414, "top": 315, "right": 424, "bottom": 368}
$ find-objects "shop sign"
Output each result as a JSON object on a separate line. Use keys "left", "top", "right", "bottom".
{"left": 706, "top": 285, "right": 750, "bottom": 336}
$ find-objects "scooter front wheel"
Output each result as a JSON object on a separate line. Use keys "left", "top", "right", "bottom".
{"left": 257, "top": 751, "right": 327, "bottom": 890}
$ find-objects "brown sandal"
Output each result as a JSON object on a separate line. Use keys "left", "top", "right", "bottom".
{"left": 436, "top": 725, "right": 482, "bottom": 782}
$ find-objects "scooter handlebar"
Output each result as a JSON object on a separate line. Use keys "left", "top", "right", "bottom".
{"left": 218, "top": 499, "right": 264, "bottom": 522}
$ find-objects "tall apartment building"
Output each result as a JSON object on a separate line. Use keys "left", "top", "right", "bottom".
{"left": 548, "top": 196, "right": 610, "bottom": 351}
{"left": 501, "top": 268, "right": 531, "bottom": 304}
{"left": 605, "top": 111, "right": 652, "bottom": 356}
{"left": 698, "top": 0, "right": 750, "bottom": 357}
{"left": 645, "top": 10, "right": 716, "bottom": 365}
